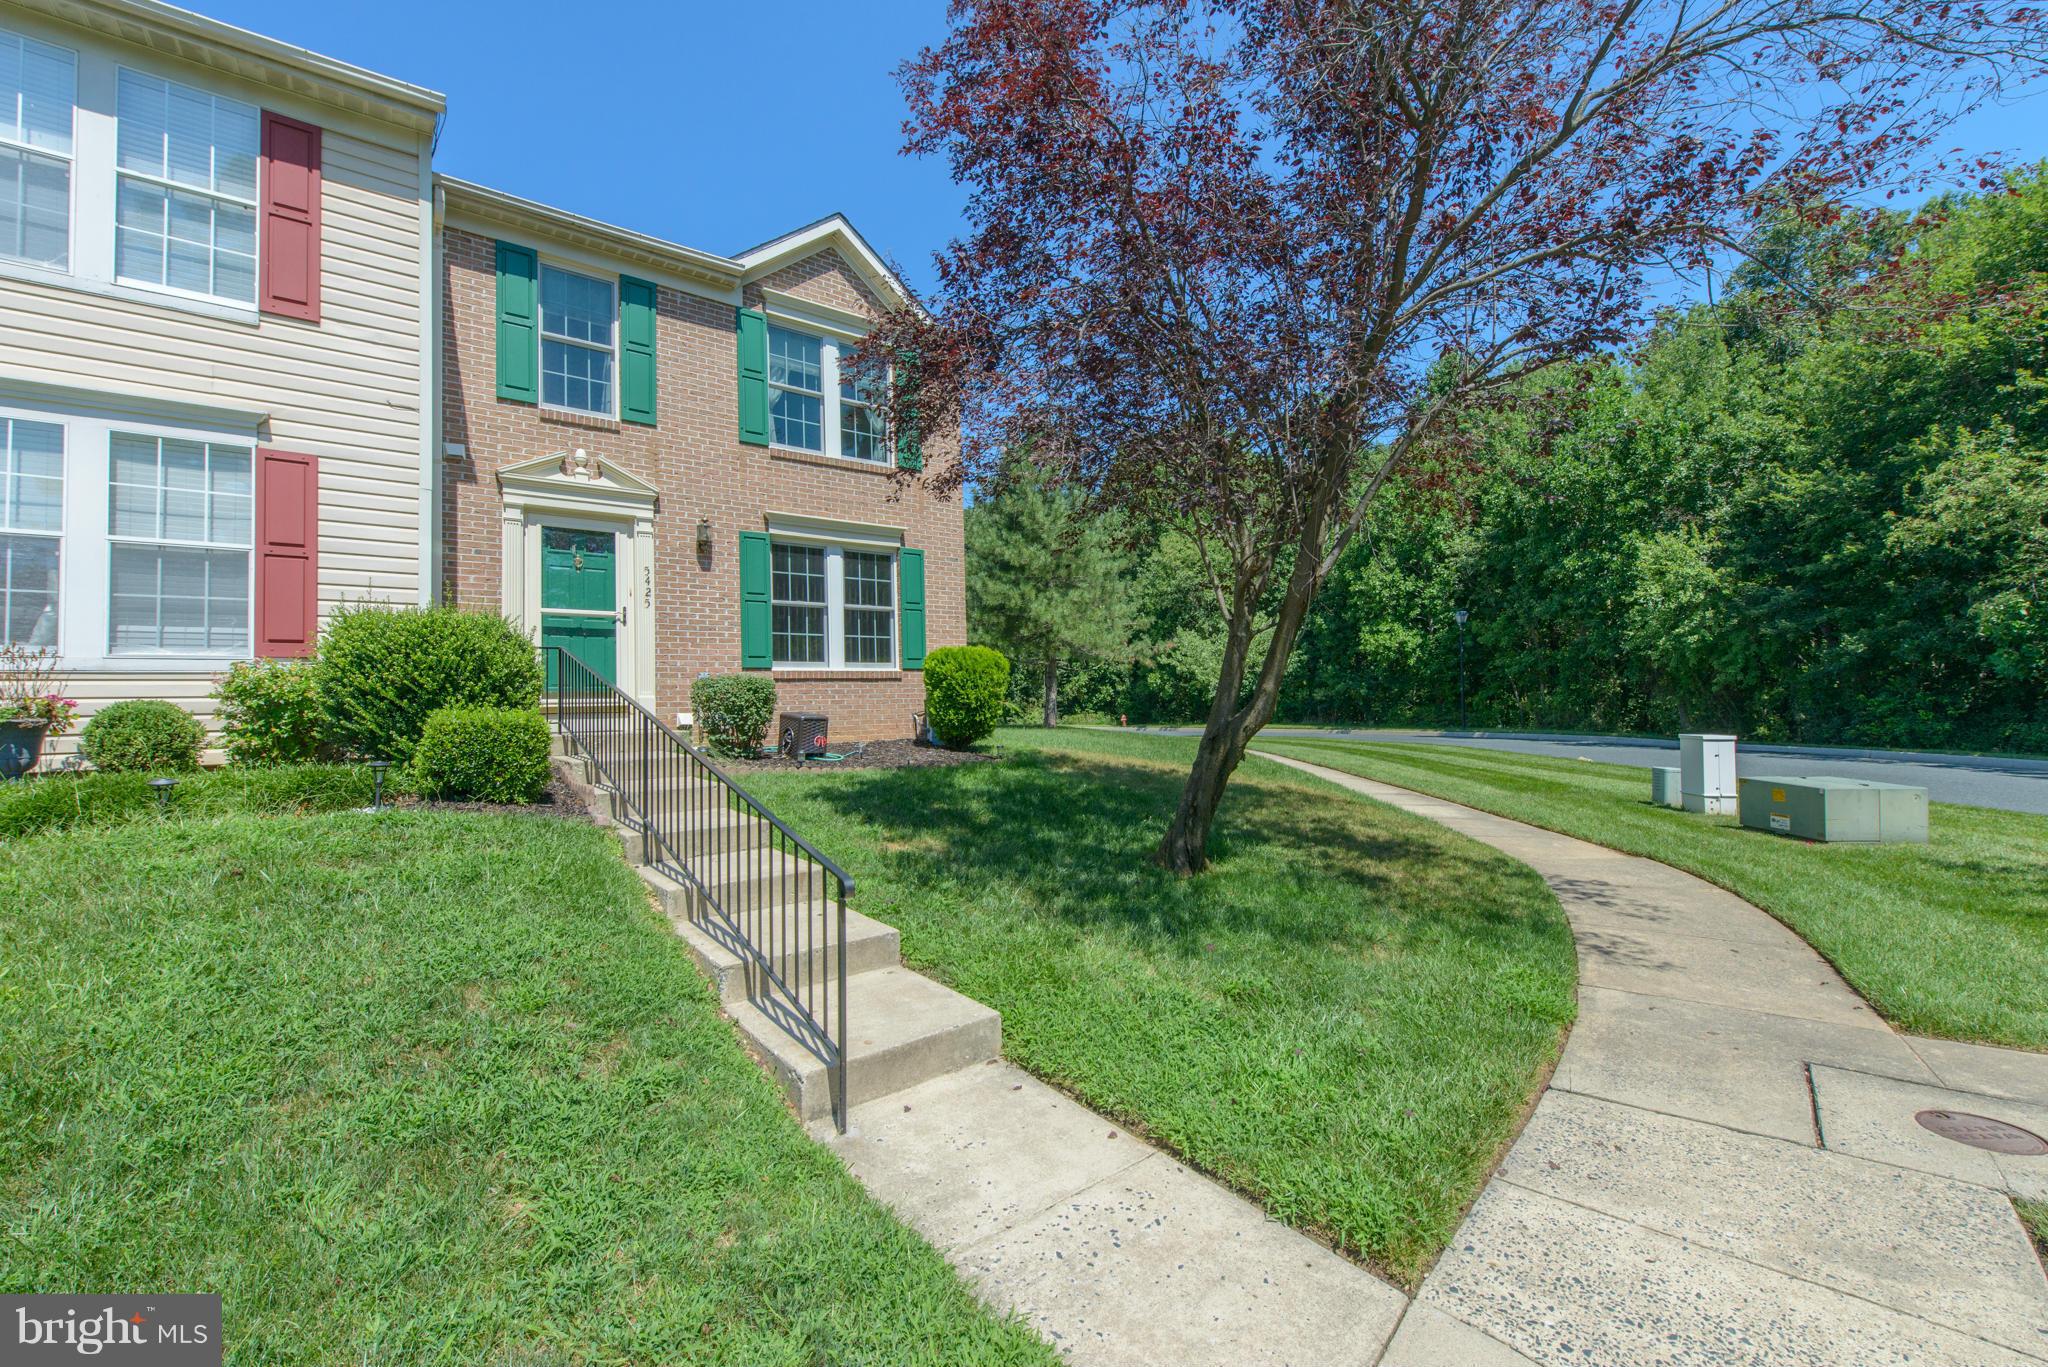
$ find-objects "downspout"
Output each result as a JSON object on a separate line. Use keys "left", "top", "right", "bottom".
{"left": 415, "top": 119, "right": 443, "bottom": 604}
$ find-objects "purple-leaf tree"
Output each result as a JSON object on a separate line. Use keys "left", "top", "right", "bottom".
{"left": 861, "top": 0, "right": 2046, "bottom": 873}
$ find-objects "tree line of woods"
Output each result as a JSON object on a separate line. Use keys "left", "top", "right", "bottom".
{"left": 969, "top": 172, "right": 2048, "bottom": 757}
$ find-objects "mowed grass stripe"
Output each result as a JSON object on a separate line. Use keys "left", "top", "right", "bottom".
{"left": 1259, "top": 738, "right": 2048, "bottom": 1051}
{"left": 740, "top": 727, "right": 1577, "bottom": 1286}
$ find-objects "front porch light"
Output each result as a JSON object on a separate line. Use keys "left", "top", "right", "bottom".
{"left": 697, "top": 518, "right": 713, "bottom": 553}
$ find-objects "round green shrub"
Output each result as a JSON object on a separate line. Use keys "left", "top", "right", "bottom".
{"left": 214, "top": 658, "right": 326, "bottom": 766}
{"left": 691, "top": 674, "right": 777, "bottom": 758}
{"left": 408, "top": 706, "right": 552, "bottom": 803}
{"left": 923, "top": 645, "right": 1010, "bottom": 749}
{"left": 317, "top": 606, "right": 543, "bottom": 762}
{"left": 79, "top": 699, "right": 205, "bottom": 773}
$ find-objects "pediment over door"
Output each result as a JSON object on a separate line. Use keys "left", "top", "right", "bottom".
{"left": 496, "top": 447, "right": 658, "bottom": 513}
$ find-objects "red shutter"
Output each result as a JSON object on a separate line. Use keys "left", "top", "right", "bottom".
{"left": 255, "top": 449, "right": 319, "bottom": 657}
{"left": 259, "top": 112, "right": 322, "bottom": 321}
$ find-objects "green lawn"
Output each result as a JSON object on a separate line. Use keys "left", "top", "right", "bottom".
{"left": 0, "top": 805, "right": 1052, "bottom": 1366}
{"left": 2021, "top": 1200, "right": 2047, "bottom": 1259}
{"left": 1254, "top": 738, "right": 2048, "bottom": 1051}
{"left": 739, "top": 727, "right": 1576, "bottom": 1285}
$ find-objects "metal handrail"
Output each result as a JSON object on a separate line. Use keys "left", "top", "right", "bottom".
{"left": 542, "top": 646, "right": 853, "bottom": 1130}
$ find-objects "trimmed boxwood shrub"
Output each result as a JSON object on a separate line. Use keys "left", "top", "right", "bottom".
{"left": 923, "top": 645, "right": 1009, "bottom": 749}
{"left": 79, "top": 699, "right": 205, "bottom": 773}
{"left": 408, "top": 706, "right": 552, "bottom": 803}
{"left": 214, "top": 658, "right": 325, "bottom": 766}
{"left": 692, "top": 674, "right": 776, "bottom": 758}
{"left": 317, "top": 605, "right": 542, "bottom": 762}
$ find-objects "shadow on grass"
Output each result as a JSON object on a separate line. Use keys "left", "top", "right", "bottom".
{"left": 783, "top": 748, "right": 1556, "bottom": 960}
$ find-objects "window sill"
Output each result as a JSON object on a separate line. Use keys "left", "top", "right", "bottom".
{"left": 52, "top": 654, "right": 250, "bottom": 674}
{"left": 538, "top": 407, "right": 621, "bottom": 432}
{"left": 0, "top": 257, "right": 263, "bottom": 327}
{"left": 767, "top": 445, "right": 899, "bottom": 476}
{"left": 771, "top": 668, "right": 903, "bottom": 681}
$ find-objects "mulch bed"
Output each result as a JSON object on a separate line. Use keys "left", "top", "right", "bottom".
{"left": 722, "top": 737, "right": 999, "bottom": 772}
{"left": 394, "top": 774, "right": 597, "bottom": 821}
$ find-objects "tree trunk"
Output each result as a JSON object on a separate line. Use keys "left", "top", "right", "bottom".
{"left": 1042, "top": 659, "right": 1059, "bottom": 728}
{"left": 1157, "top": 544, "right": 1324, "bottom": 874}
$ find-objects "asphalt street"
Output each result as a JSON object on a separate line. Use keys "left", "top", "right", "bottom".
{"left": 1130, "top": 727, "right": 2048, "bottom": 814}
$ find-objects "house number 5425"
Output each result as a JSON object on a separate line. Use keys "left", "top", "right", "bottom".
{"left": 644, "top": 566, "right": 652, "bottom": 608}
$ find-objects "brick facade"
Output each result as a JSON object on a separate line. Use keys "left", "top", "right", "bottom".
{"left": 439, "top": 224, "right": 965, "bottom": 742}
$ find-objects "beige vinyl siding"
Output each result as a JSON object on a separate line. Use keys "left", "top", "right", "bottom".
{"left": 2, "top": 123, "right": 427, "bottom": 766}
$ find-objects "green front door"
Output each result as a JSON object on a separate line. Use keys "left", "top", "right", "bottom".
{"left": 540, "top": 526, "right": 618, "bottom": 686}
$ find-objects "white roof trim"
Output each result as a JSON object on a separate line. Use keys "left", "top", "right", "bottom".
{"left": 440, "top": 177, "right": 743, "bottom": 299}
{"left": 737, "top": 215, "right": 918, "bottom": 315}
{"left": 19, "top": 0, "right": 445, "bottom": 130}
{"left": 438, "top": 181, "right": 921, "bottom": 316}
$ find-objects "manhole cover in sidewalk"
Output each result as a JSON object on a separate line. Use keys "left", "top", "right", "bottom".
{"left": 1915, "top": 1109, "right": 2048, "bottom": 1155}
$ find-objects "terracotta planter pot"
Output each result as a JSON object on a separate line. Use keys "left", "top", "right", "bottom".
{"left": 1, "top": 717, "right": 49, "bottom": 780}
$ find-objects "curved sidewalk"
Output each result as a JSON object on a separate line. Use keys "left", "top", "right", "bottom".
{"left": 1258, "top": 751, "right": 2048, "bottom": 1367}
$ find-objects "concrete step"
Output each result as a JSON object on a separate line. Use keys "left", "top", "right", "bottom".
{"left": 589, "top": 783, "right": 756, "bottom": 840}
{"left": 624, "top": 837, "right": 839, "bottom": 902}
{"left": 727, "top": 965, "right": 1002, "bottom": 1122}
{"left": 644, "top": 867, "right": 901, "bottom": 1002}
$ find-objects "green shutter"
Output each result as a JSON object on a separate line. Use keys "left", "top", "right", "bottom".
{"left": 898, "top": 547, "right": 926, "bottom": 669}
{"left": 894, "top": 348, "right": 923, "bottom": 470}
{"left": 736, "top": 307, "right": 770, "bottom": 446}
{"left": 739, "top": 531, "right": 772, "bottom": 669}
{"left": 495, "top": 241, "right": 538, "bottom": 403}
{"left": 620, "top": 275, "right": 658, "bottom": 425}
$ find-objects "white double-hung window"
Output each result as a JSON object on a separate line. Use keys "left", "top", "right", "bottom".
{"left": 0, "top": 416, "right": 62, "bottom": 646}
{"left": 540, "top": 265, "right": 615, "bottom": 416}
{"left": 0, "top": 29, "right": 73, "bottom": 270}
{"left": 768, "top": 326, "right": 824, "bottom": 451}
{"left": 114, "top": 68, "right": 258, "bottom": 304}
{"left": 107, "top": 432, "right": 252, "bottom": 653}
{"left": 767, "top": 324, "right": 889, "bottom": 464}
{"left": 770, "top": 539, "right": 897, "bottom": 669}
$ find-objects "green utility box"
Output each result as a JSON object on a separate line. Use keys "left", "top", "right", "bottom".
{"left": 1650, "top": 766, "right": 1683, "bottom": 808}
{"left": 1738, "top": 776, "right": 1929, "bottom": 844}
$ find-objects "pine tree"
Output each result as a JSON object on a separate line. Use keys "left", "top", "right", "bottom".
{"left": 966, "top": 470, "right": 1143, "bottom": 727}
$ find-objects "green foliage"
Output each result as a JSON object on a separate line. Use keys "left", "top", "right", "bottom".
{"left": 214, "top": 659, "right": 325, "bottom": 766}
{"left": 0, "top": 813, "right": 1055, "bottom": 1365}
{"left": 923, "top": 645, "right": 1010, "bottom": 747}
{"left": 966, "top": 463, "right": 1143, "bottom": 724}
{"left": 408, "top": 706, "right": 551, "bottom": 803}
{"left": 316, "top": 606, "right": 542, "bottom": 763}
{"left": 1071, "top": 168, "right": 2048, "bottom": 751}
{"left": 691, "top": 674, "right": 777, "bottom": 758}
{"left": 79, "top": 699, "right": 204, "bottom": 774}
{"left": 0, "top": 764, "right": 373, "bottom": 838}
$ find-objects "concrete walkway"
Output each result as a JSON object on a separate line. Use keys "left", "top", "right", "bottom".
{"left": 819, "top": 1058, "right": 1409, "bottom": 1365}
{"left": 1260, "top": 750, "right": 2048, "bottom": 1366}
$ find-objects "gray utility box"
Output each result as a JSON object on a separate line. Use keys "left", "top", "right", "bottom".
{"left": 1738, "top": 775, "right": 1929, "bottom": 844}
{"left": 1680, "top": 733, "right": 1738, "bottom": 814}
{"left": 1650, "top": 767, "right": 1683, "bottom": 808}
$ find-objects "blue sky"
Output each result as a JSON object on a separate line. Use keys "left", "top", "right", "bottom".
{"left": 204, "top": 1, "right": 2042, "bottom": 302}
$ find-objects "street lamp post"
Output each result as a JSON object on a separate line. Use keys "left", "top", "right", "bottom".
{"left": 1454, "top": 609, "right": 1470, "bottom": 729}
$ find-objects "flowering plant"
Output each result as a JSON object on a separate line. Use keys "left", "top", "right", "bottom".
{"left": 0, "top": 644, "right": 79, "bottom": 736}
